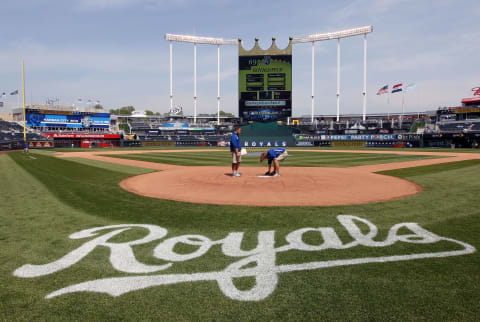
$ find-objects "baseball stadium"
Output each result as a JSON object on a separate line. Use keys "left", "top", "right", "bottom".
{"left": 1, "top": 11, "right": 480, "bottom": 321}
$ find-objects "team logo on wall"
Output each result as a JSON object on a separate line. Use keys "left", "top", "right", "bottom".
{"left": 264, "top": 55, "right": 271, "bottom": 65}
{"left": 169, "top": 106, "right": 183, "bottom": 115}
{"left": 81, "top": 116, "right": 92, "bottom": 128}
{"left": 472, "top": 87, "right": 480, "bottom": 96}
{"left": 13, "top": 216, "right": 475, "bottom": 301}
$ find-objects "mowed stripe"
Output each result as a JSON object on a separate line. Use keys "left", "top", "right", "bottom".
{"left": 105, "top": 151, "right": 438, "bottom": 167}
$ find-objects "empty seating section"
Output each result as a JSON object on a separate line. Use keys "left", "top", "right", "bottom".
{"left": 130, "top": 122, "right": 151, "bottom": 129}
{"left": 438, "top": 122, "right": 473, "bottom": 133}
{"left": 0, "top": 119, "right": 45, "bottom": 142}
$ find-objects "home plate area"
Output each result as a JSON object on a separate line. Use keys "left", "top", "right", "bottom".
{"left": 120, "top": 165, "right": 421, "bottom": 207}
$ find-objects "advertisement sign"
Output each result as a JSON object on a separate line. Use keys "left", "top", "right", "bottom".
{"left": 26, "top": 113, "right": 110, "bottom": 128}
{"left": 243, "top": 140, "right": 288, "bottom": 148}
{"left": 321, "top": 134, "right": 397, "bottom": 141}
{"left": 455, "top": 107, "right": 480, "bottom": 114}
{"left": 141, "top": 141, "right": 175, "bottom": 147}
{"left": 28, "top": 141, "right": 54, "bottom": 148}
{"left": 396, "top": 134, "right": 422, "bottom": 141}
{"left": 332, "top": 141, "right": 366, "bottom": 147}
{"left": 295, "top": 141, "right": 314, "bottom": 147}
{"left": 239, "top": 52, "right": 292, "bottom": 121}
{"left": 366, "top": 141, "right": 395, "bottom": 147}
{"left": 42, "top": 133, "right": 120, "bottom": 139}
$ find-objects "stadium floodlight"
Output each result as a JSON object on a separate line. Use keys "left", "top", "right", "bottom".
{"left": 165, "top": 33, "right": 238, "bottom": 46}
{"left": 165, "top": 33, "right": 238, "bottom": 125}
{"left": 291, "top": 26, "right": 373, "bottom": 43}
{"left": 292, "top": 26, "right": 373, "bottom": 123}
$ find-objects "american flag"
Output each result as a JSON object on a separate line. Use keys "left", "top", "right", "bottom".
{"left": 377, "top": 85, "right": 389, "bottom": 95}
{"left": 392, "top": 83, "right": 403, "bottom": 93}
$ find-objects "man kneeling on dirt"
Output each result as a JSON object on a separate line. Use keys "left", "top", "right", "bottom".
{"left": 259, "top": 147, "right": 288, "bottom": 177}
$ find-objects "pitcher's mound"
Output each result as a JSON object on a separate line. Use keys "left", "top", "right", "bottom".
{"left": 120, "top": 166, "right": 421, "bottom": 207}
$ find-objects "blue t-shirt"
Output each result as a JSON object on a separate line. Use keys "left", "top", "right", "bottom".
{"left": 230, "top": 132, "right": 242, "bottom": 152}
{"left": 267, "top": 148, "right": 286, "bottom": 165}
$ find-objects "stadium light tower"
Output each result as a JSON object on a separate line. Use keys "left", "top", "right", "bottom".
{"left": 292, "top": 26, "right": 373, "bottom": 122}
{"left": 165, "top": 34, "right": 237, "bottom": 124}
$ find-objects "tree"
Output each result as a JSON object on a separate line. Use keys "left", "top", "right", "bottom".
{"left": 145, "top": 110, "right": 154, "bottom": 115}
{"left": 197, "top": 111, "right": 235, "bottom": 117}
{"left": 93, "top": 104, "right": 103, "bottom": 110}
{"left": 109, "top": 106, "right": 136, "bottom": 115}
{"left": 219, "top": 110, "right": 235, "bottom": 117}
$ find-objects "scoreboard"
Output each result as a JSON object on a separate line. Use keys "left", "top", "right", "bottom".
{"left": 238, "top": 39, "right": 292, "bottom": 122}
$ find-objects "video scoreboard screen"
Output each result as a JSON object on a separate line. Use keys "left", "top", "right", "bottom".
{"left": 26, "top": 111, "right": 110, "bottom": 129}
{"left": 239, "top": 55, "right": 292, "bottom": 121}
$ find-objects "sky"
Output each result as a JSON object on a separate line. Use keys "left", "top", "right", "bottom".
{"left": 0, "top": 0, "right": 479, "bottom": 117}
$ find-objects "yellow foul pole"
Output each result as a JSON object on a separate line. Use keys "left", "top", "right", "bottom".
{"left": 22, "top": 60, "right": 26, "bottom": 142}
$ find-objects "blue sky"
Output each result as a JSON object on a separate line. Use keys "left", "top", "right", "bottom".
{"left": 1, "top": 0, "right": 479, "bottom": 116}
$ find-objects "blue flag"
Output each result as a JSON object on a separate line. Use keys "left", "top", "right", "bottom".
{"left": 10, "top": 90, "right": 18, "bottom": 95}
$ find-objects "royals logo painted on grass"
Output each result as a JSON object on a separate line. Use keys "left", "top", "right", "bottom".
{"left": 14, "top": 216, "right": 475, "bottom": 301}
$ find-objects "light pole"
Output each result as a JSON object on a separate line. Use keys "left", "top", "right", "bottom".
{"left": 292, "top": 26, "right": 373, "bottom": 122}
{"left": 336, "top": 38, "right": 341, "bottom": 122}
{"left": 169, "top": 40, "right": 173, "bottom": 111}
{"left": 217, "top": 44, "right": 221, "bottom": 125}
{"left": 165, "top": 34, "right": 237, "bottom": 123}
{"left": 311, "top": 41, "right": 315, "bottom": 123}
{"left": 193, "top": 42, "right": 197, "bottom": 124}
{"left": 362, "top": 33, "right": 368, "bottom": 122}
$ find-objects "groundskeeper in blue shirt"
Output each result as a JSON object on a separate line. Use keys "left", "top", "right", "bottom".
{"left": 266, "top": 148, "right": 286, "bottom": 165}
{"left": 230, "top": 132, "right": 242, "bottom": 152}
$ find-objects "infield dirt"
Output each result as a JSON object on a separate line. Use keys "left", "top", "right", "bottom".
{"left": 56, "top": 149, "right": 480, "bottom": 207}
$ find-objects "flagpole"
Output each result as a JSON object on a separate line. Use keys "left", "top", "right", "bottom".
{"left": 22, "top": 60, "right": 26, "bottom": 142}
{"left": 400, "top": 83, "right": 405, "bottom": 128}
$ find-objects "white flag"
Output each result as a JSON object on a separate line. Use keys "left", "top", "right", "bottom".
{"left": 405, "top": 83, "right": 417, "bottom": 92}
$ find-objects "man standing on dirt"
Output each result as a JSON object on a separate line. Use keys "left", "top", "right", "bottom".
{"left": 230, "top": 126, "right": 242, "bottom": 177}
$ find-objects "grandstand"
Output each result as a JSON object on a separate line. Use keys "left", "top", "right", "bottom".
{"left": 0, "top": 117, "right": 47, "bottom": 150}
{"left": 1, "top": 93, "right": 479, "bottom": 150}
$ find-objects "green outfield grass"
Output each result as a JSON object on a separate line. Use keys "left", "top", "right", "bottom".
{"left": 1, "top": 150, "right": 479, "bottom": 320}
{"left": 51, "top": 146, "right": 480, "bottom": 153}
{"left": 103, "top": 150, "right": 441, "bottom": 167}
